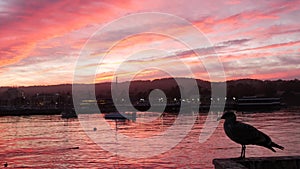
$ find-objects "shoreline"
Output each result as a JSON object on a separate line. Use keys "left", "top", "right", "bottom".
{"left": 0, "top": 105, "right": 293, "bottom": 117}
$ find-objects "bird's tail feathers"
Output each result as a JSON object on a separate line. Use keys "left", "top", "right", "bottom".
{"left": 271, "top": 142, "right": 284, "bottom": 150}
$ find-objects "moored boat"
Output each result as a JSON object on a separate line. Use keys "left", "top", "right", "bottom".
{"left": 236, "top": 97, "right": 282, "bottom": 111}
{"left": 104, "top": 112, "right": 126, "bottom": 120}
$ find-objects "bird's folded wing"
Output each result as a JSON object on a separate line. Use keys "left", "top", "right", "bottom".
{"left": 231, "top": 122, "right": 268, "bottom": 144}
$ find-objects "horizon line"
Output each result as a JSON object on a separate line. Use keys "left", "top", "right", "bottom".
{"left": 1, "top": 77, "right": 299, "bottom": 88}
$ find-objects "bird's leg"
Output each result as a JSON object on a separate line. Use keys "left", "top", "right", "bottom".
{"left": 240, "top": 145, "right": 246, "bottom": 159}
{"left": 242, "top": 145, "right": 246, "bottom": 159}
{"left": 240, "top": 145, "right": 243, "bottom": 158}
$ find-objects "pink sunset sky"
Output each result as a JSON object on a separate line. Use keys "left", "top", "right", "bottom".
{"left": 0, "top": 0, "right": 300, "bottom": 86}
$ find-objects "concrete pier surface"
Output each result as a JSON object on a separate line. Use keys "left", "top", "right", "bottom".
{"left": 213, "top": 156, "right": 300, "bottom": 169}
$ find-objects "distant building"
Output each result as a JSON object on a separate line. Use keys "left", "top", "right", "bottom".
{"left": 31, "top": 93, "right": 60, "bottom": 108}
{"left": 2, "top": 88, "right": 25, "bottom": 100}
{"left": 0, "top": 88, "right": 25, "bottom": 106}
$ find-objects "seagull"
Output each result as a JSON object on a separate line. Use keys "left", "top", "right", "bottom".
{"left": 218, "top": 111, "right": 284, "bottom": 158}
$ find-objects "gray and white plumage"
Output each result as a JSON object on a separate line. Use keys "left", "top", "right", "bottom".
{"left": 219, "top": 111, "right": 284, "bottom": 158}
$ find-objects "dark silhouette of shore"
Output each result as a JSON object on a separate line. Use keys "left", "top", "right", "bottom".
{"left": 0, "top": 78, "right": 299, "bottom": 116}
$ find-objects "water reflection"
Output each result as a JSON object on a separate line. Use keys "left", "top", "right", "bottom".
{"left": 0, "top": 110, "right": 299, "bottom": 168}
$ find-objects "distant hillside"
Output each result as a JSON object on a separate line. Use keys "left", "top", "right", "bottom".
{"left": 1, "top": 78, "right": 300, "bottom": 106}
{"left": 0, "top": 84, "right": 72, "bottom": 96}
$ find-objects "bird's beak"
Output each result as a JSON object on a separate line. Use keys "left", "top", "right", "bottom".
{"left": 217, "top": 116, "right": 222, "bottom": 121}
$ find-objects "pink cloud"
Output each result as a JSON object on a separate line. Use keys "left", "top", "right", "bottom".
{"left": 247, "top": 68, "right": 300, "bottom": 80}
{"left": 0, "top": 0, "right": 300, "bottom": 86}
{"left": 235, "top": 40, "right": 300, "bottom": 53}
{"left": 0, "top": 0, "right": 137, "bottom": 67}
{"left": 225, "top": 0, "right": 241, "bottom": 5}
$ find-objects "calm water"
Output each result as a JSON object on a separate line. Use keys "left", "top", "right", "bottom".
{"left": 0, "top": 109, "right": 299, "bottom": 168}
